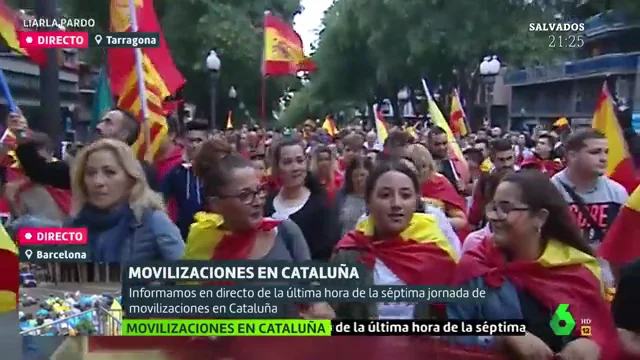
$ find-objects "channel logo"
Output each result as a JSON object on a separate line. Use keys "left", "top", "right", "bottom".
{"left": 17, "top": 228, "right": 88, "bottom": 245}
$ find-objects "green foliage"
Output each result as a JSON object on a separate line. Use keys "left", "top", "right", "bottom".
{"left": 75, "top": 319, "right": 96, "bottom": 335}
{"left": 283, "top": 0, "right": 579, "bottom": 125}
{"left": 58, "top": 0, "right": 302, "bottom": 128}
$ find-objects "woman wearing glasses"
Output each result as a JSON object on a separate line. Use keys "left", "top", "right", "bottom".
{"left": 183, "top": 137, "right": 333, "bottom": 319}
{"left": 449, "top": 170, "right": 618, "bottom": 360}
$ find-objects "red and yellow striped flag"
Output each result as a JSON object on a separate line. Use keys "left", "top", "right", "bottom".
{"left": 108, "top": 0, "right": 184, "bottom": 96}
{"left": 117, "top": 54, "right": 169, "bottom": 160}
{"left": 322, "top": 116, "right": 337, "bottom": 137}
{"left": 374, "top": 109, "right": 388, "bottom": 145}
{"left": 592, "top": 82, "right": 637, "bottom": 193}
{"left": 423, "top": 80, "right": 469, "bottom": 185}
{"left": 0, "top": 1, "right": 46, "bottom": 65}
{"left": 599, "top": 184, "right": 640, "bottom": 265}
{"left": 0, "top": 224, "right": 18, "bottom": 312}
{"left": 449, "top": 89, "right": 468, "bottom": 136}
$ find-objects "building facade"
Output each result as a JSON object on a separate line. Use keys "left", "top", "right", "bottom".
{"left": 505, "top": 10, "right": 640, "bottom": 131}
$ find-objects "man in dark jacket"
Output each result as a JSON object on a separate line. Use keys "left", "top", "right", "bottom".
{"left": 162, "top": 120, "right": 208, "bottom": 239}
{"left": 10, "top": 109, "right": 159, "bottom": 191}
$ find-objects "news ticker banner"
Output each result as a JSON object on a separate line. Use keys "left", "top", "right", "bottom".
{"left": 17, "top": 228, "right": 90, "bottom": 262}
{"left": 120, "top": 262, "right": 488, "bottom": 319}
{"left": 120, "top": 319, "right": 527, "bottom": 337}
{"left": 122, "top": 285, "right": 488, "bottom": 319}
{"left": 17, "top": 31, "right": 160, "bottom": 49}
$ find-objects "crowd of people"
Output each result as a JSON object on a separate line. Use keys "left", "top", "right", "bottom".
{"left": 5, "top": 107, "right": 640, "bottom": 359}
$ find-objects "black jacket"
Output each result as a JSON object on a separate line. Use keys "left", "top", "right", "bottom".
{"left": 15, "top": 142, "right": 160, "bottom": 191}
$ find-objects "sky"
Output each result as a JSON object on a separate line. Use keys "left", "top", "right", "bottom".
{"left": 294, "top": 0, "right": 334, "bottom": 55}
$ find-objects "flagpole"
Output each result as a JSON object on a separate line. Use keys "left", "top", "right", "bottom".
{"left": 260, "top": 10, "right": 269, "bottom": 128}
{"left": 0, "top": 69, "right": 17, "bottom": 113}
{"left": 128, "top": 0, "right": 151, "bottom": 161}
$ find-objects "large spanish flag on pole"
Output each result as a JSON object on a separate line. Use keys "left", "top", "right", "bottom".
{"left": 0, "top": 224, "right": 18, "bottom": 312}
{"left": 263, "top": 12, "right": 313, "bottom": 76}
{"left": 108, "top": 0, "right": 184, "bottom": 96}
{"left": 592, "top": 82, "right": 637, "bottom": 193}
{"left": 599, "top": 184, "right": 640, "bottom": 265}
{"left": 0, "top": 1, "right": 46, "bottom": 65}
{"left": 449, "top": 89, "right": 468, "bottom": 137}
{"left": 422, "top": 79, "right": 469, "bottom": 185}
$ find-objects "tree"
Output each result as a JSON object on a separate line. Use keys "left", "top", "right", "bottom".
{"left": 58, "top": 0, "right": 302, "bottom": 128}
{"left": 284, "top": 0, "right": 579, "bottom": 126}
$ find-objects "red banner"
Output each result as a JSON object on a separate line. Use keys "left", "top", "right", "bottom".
{"left": 88, "top": 336, "right": 508, "bottom": 360}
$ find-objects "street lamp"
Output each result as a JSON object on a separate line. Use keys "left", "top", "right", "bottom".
{"left": 228, "top": 86, "right": 237, "bottom": 99}
{"left": 206, "top": 50, "right": 221, "bottom": 129}
{"left": 479, "top": 55, "right": 501, "bottom": 127}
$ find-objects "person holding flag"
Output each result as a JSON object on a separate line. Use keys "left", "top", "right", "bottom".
{"left": 426, "top": 126, "right": 467, "bottom": 194}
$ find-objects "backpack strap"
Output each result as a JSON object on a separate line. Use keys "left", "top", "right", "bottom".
{"left": 558, "top": 181, "right": 602, "bottom": 239}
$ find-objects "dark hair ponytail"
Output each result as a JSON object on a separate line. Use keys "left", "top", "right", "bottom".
{"left": 194, "top": 135, "right": 251, "bottom": 197}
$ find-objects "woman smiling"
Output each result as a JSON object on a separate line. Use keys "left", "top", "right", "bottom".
{"left": 331, "top": 159, "right": 457, "bottom": 319}
{"left": 450, "top": 170, "right": 619, "bottom": 359}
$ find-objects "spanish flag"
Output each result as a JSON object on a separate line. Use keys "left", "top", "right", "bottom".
{"left": 374, "top": 108, "right": 388, "bottom": 145}
{"left": 421, "top": 173, "right": 470, "bottom": 240}
{"left": 183, "top": 212, "right": 281, "bottom": 260}
{"left": 553, "top": 116, "right": 569, "bottom": 131}
{"left": 455, "top": 237, "right": 620, "bottom": 358}
{"left": 321, "top": 116, "right": 337, "bottom": 137}
{"left": 0, "top": 1, "right": 46, "bottom": 65}
{"left": 449, "top": 89, "right": 468, "bottom": 137}
{"left": 263, "top": 12, "right": 315, "bottom": 76}
{"left": 0, "top": 224, "right": 18, "bottom": 312}
{"left": 335, "top": 213, "right": 458, "bottom": 286}
{"left": 592, "top": 82, "right": 637, "bottom": 193}
{"left": 599, "top": 184, "right": 640, "bottom": 265}
{"left": 422, "top": 79, "right": 469, "bottom": 186}
{"left": 108, "top": 0, "right": 185, "bottom": 96}
{"left": 116, "top": 53, "right": 169, "bottom": 160}
{"left": 421, "top": 173, "right": 467, "bottom": 213}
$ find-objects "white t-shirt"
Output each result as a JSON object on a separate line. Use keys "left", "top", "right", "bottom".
{"left": 271, "top": 189, "right": 311, "bottom": 220}
{"left": 374, "top": 259, "right": 415, "bottom": 319}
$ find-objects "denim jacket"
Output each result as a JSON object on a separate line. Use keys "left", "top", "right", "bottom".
{"left": 66, "top": 209, "right": 185, "bottom": 263}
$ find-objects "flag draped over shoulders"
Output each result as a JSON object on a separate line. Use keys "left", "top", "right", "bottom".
{"left": 455, "top": 237, "right": 619, "bottom": 358}
{"left": 334, "top": 213, "right": 457, "bottom": 285}
{"left": 599, "top": 184, "right": 640, "bottom": 265}
{"left": 0, "top": 224, "right": 18, "bottom": 312}
{"left": 421, "top": 173, "right": 466, "bottom": 212}
{"left": 183, "top": 212, "right": 280, "bottom": 261}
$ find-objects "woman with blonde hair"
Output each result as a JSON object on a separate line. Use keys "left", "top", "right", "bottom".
{"left": 407, "top": 143, "right": 469, "bottom": 238}
{"left": 67, "top": 139, "right": 184, "bottom": 263}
